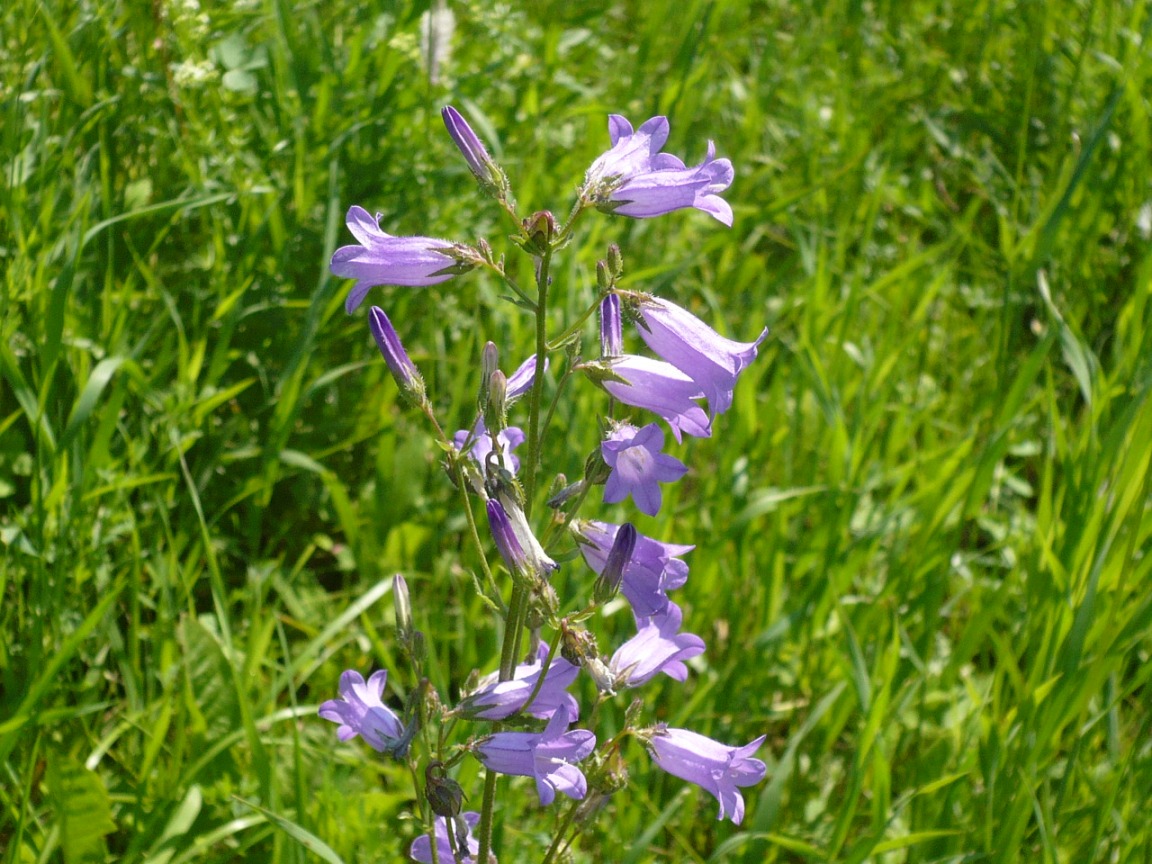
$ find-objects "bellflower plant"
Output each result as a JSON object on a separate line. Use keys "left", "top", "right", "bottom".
{"left": 647, "top": 727, "right": 768, "bottom": 825}
{"left": 607, "top": 602, "right": 705, "bottom": 690}
{"left": 318, "top": 669, "right": 405, "bottom": 753}
{"left": 601, "top": 422, "right": 688, "bottom": 516}
{"left": 630, "top": 293, "right": 768, "bottom": 416}
{"left": 582, "top": 115, "right": 735, "bottom": 225}
{"left": 319, "top": 104, "right": 769, "bottom": 862}
{"left": 457, "top": 642, "right": 580, "bottom": 721}
{"left": 331, "top": 206, "right": 472, "bottom": 313}
{"left": 474, "top": 706, "right": 596, "bottom": 806}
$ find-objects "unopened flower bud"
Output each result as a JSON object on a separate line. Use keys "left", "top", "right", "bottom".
{"left": 606, "top": 243, "right": 623, "bottom": 278}
{"left": 600, "top": 293, "right": 622, "bottom": 358}
{"left": 478, "top": 341, "right": 500, "bottom": 411}
{"left": 369, "top": 306, "right": 424, "bottom": 402}
{"left": 529, "top": 580, "right": 559, "bottom": 624}
{"left": 393, "top": 573, "right": 412, "bottom": 634}
{"left": 425, "top": 761, "right": 464, "bottom": 819}
{"left": 441, "top": 105, "right": 513, "bottom": 205}
{"left": 483, "top": 370, "right": 508, "bottom": 437}
{"left": 593, "top": 522, "right": 635, "bottom": 604}
{"left": 596, "top": 259, "right": 611, "bottom": 293}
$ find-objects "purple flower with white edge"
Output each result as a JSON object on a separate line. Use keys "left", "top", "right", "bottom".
{"left": 457, "top": 641, "right": 579, "bottom": 721}
{"left": 608, "top": 602, "right": 704, "bottom": 689}
{"left": 318, "top": 669, "right": 404, "bottom": 753}
{"left": 487, "top": 496, "right": 557, "bottom": 580}
{"left": 602, "top": 422, "right": 688, "bottom": 516}
{"left": 574, "top": 520, "right": 693, "bottom": 618}
{"left": 331, "top": 205, "right": 466, "bottom": 314}
{"left": 634, "top": 295, "right": 768, "bottom": 416}
{"left": 648, "top": 727, "right": 768, "bottom": 825}
{"left": 410, "top": 812, "right": 488, "bottom": 864}
{"left": 583, "top": 115, "right": 734, "bottom": 226}
{"left": 368, "top": 306, "right": 422, "bottom": 396}
{"left": 593, "top": 354, "right": 711, "bottom": 442}
{"left": 474, "top": 705, "right": 595, "bottom": 805}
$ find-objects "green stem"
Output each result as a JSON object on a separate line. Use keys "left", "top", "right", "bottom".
{"left": 477, "top": 582, "right": 529, "bottom": 863}
{"left": 524, "top": 245, "right": 554, "bottom": 518}
{"left": 475, "top": 768, "right": 499, "bottom": 864}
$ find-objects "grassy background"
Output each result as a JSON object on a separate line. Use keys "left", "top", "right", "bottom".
{"left": 3, "top": 0, "right": 1151, "bottom": 861}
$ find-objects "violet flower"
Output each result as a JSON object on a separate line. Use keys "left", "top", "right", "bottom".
{"left": 648, "top": 727, "right": 768, "bottom": 825}
{"left": 331, "top": 205, "right": 464, "bottom": 313}
{"left": 474, "top": 705, "right": 596, "bottom": 805}
{"left": 318, "top": 669, "right": 404, "bottom": 753}
{"left": 635, "top": 295, "right": 768, "bottom": 416}
{"left": 410, "top": 812, "right": 487, "bottom": 864}
{"left": 454, "top": 422, "right": 526, "bottom": 474}
{"left": 574, "top": 520, "right": 693, "bottom": 618}
{"left": 594, "top": 354, "right": 711, "bottom": 442}
{"left": 456, "top": 642, "right": 580, "bottom": 721}
{"left": 583, "top": 115, "right": 734, "bottom": 226}
{"left": 609, "top": 602, "right": 705, "bottom": 689}
{"left": 602, "top": 422, "right": 688, "bottom": 516}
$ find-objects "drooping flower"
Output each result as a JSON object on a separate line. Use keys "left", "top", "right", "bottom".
{"left": 368, "top": 306, "right": 423, "bottom": 397}
{"left": 583, "top": 115, "right": 734, "bottom": 226}
{"left": 331, "top": 205, "right": 466, "bottom": 313}
{"left": 474, "top": 705, "right": 596, "bottom": 805}
{"left": 648, "top": 727, "right": 768, "bottom": 825}
{"left": 608, "top": 602, "right": 705, "bottom": 689}
{"left": 410, "top": 812, "right": 489, "bottom": 864}
{"left": 318, "top": 669, "right": 405, "bottom": 753}
{"left": 586, "top": 354, "right": 711, "bottom": 442}
{"left": 602, "top": 422, "right": 688, "bottom": 516}
{"left": 634, "top": 295, "right": 767, "bottom": 416}
{"left": 574, "top": 520, "right": 693, "bottom": 618}
{"left": 456, "top": 641, "right": 580, "bottom": 721}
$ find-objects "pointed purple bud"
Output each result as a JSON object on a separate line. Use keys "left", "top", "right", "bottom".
{"left": 369, "top": 306, "right": 422, "bottom": 397}
{"left": 600, "top": 294, "right": 623, "bottom": 358}
{"left": 442, "top": 105, "right": 494, "bottom": 182}
{"left": 594, "top": 521, "right": 636, "bottom": 603}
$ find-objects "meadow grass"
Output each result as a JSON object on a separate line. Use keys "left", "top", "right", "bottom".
{"left": 2, "top": 0, "right": 1151, "bottom": 861}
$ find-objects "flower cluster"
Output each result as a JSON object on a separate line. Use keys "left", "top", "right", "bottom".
{"left": 319, "top": 106, "right": 769, "bottom": 861}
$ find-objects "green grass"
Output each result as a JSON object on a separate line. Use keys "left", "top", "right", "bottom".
{"left": 2, "top": 0, "right": 1151, "bottom": 861}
